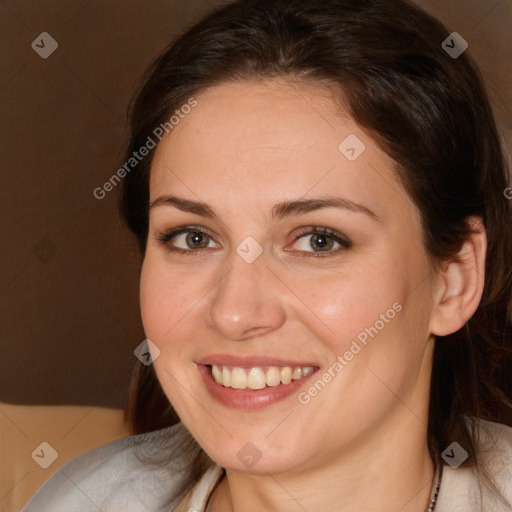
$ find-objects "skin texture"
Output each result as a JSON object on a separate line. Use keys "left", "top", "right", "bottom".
{"left": 140, "top": 78, "right": 486, "bottom": 512}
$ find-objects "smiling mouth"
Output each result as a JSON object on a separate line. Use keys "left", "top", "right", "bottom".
{"left": 210, "top": 364, "right": 316, "bottom": 390}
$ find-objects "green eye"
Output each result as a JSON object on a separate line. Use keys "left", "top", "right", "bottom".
{"left": 157, "top": 225, "right": 352, "bottom": 258}
{"left": 289, "top": 226, "right": 352, "bottom": 257}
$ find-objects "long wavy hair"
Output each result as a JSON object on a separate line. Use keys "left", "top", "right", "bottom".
{"left": 118, "top": 0, "right": 512, "bottom": 501}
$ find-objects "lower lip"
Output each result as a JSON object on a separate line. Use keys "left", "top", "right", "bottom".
{"left": 197, "top": 364, "right": 318, "bottom": 409}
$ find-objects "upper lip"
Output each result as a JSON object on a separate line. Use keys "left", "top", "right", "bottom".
{"left": 196, "top": 355, "right": 319, "bottom": 367}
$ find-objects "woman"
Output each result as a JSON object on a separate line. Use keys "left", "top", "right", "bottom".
{"left": 23, "top": 0, "right": 512, "bottom": 510}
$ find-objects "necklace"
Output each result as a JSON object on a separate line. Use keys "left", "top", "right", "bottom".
{"left": 210, "top": 462, "right": 443, "bottom": 512}
{"left": 425, "top": 462, "right": 443, "bottom": 512}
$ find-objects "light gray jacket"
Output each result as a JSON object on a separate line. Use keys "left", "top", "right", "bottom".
{"left": 21, "top": 418, "right": 512, "bottom": 511}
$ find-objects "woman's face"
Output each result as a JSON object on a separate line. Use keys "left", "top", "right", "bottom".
{"left": 140, "top": 78, "right": 438, "bottom": 474}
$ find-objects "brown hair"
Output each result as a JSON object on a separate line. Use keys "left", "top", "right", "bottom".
{"left": 119, "top": 0, "right": 512, "bottom": 500}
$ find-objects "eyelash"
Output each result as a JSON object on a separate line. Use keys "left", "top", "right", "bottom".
{"left": 156, "top": 225, "right": 352, "bottom": 259}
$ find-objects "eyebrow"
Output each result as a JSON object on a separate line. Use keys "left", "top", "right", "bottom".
{"left": 149, "top": 195, "right": 380, "bottom": 222}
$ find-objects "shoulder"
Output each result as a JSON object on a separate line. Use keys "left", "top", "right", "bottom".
{"left": 437, "top": 417, "right": 512, "bottom": 512}
{"left": 22, "top": 422, "right": 196, "bottom": 512}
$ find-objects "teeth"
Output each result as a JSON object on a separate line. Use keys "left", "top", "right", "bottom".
{"left": 231, "top": 367, "right": 247, "bottom": 389}
{"left": 302, "top": 367, "right": 314, "bottom": 377}
{"left": 292, "top": 367, "right": 302, "bottom": 380}
{"left": 212, "top": 365, "right": 222, "bottom": 383}
{"left": 266, "top": 367, "right": 281, "bottom": 387}
{"left": 280, "top": 367, "right": 292, "bottom": 385}
{"left": 247, "top": 368, "right": 266, "bottom": 390}
{"left": 210, "top": 364, "right": 315, "bottom": 390}
{"left": 222, "top": 366, "right": 231, "bottom": 387}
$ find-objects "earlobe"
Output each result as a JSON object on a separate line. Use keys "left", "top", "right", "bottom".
{"left": 430, "top": 217, "right": 487, "bottom": 337}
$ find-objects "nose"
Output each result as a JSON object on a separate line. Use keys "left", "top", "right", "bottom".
{"left": 207, "top": 249, "right": 286, "bottom": 341}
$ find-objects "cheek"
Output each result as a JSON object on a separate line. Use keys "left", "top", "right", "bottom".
{"left": 139, "top": 258, "right": 196, "bottom": 350}
{"left": 300, "top": 261, "right": 406, "bottom": 355}
{"left": 140, "top": 261, "right": 166, "bottom": 341}
{"left": 139, "top": 258, "right": 204, "bottom": 408}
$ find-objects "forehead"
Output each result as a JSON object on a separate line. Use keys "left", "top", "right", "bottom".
{"left": 149, "top": 79, "right": 413, "bottom": 222}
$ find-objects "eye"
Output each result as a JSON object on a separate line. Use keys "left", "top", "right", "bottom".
{"left": 156, "top": 225, "right": 352, "bottom": 258}
{"left": 157, "top": 226, "right": 217, "bottom": 255}
{"left": 288, "top": 227, "right": 352, "bottom": 257}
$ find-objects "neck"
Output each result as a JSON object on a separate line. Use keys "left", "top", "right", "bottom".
{"left": 208, "top": 413, "right": 435, "bottom": 512}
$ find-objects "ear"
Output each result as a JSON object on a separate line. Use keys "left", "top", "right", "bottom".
{"left": 429, "top": 216, "right": 487, "bottom": 337}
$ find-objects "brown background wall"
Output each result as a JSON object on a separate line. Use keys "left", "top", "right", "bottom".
{"left": 1, "top": 0, "right": 511, "bottom": 409}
